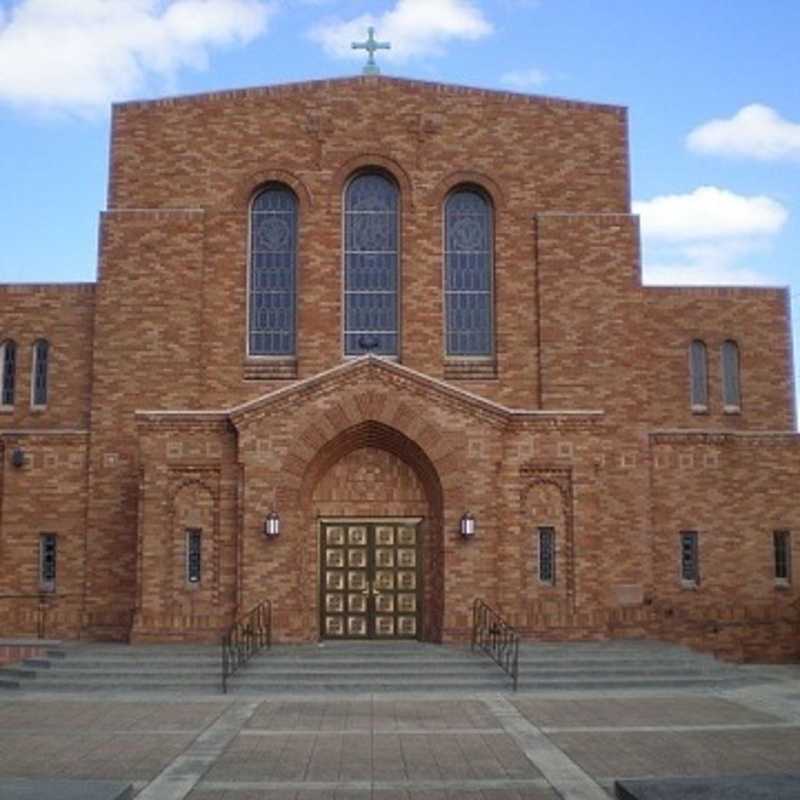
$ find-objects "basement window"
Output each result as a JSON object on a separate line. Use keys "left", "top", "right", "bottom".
{"left": 186, "top": 528, "right": 202, "bottom": 584}
{"left": 39, "top": 533, "right": 57, "bottom": 593}
{"left": 538, "top": 526, "right": 556, "bottom": 584}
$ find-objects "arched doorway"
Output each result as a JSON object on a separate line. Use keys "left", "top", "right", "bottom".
{"left": 301, "top": 421, "right": 444, "bottom": 642}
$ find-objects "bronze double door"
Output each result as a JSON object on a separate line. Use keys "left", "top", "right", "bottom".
{"left": 320, "top": 521, "right": 421, "bottom": 639}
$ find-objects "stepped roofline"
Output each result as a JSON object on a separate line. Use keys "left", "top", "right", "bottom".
{"left": 113, "top": 74, "right": 626, "bottom": 116}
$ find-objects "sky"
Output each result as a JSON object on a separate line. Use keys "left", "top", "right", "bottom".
{"left": 0, "top": 0, "right": 798, "bottom": 404}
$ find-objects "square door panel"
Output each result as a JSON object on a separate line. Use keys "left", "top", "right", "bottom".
{"left": 397, "top": 571, "right": 416, "bottom": 590}
{"left": 326, "top": 549, "right": 345, "bottom": 568}
{"left": 348, "top": 548, "right": 367, "bottom": 568}
{"left": 348, "top": 527, "right": 367, "bottom": 546}
{"left": 326, "top": 594, "right": 344, "bottom": 613}
{"left": 348, "top": 616, "right": 367, "bottom": 636}
{"left": 397, "top": 593, "right": 416, "bottom": 613}
{"left": 326, "top": 527, "right": 345, "bottom": 546}
{"left": 325, "top": 616, "right": 344, "bottom": 636}
{"left": 375, "top": 594, "right": 394, "bottom": 613}
{"left": 326, "top": 571, "right": 345, "bottom": 591}
{"left": 397, "top": 528, "right": 416, "bottom": 546}
{"left": 398, "top": 548, "right": 416, "bottom": 568}
{"left": 376, "top": 616, "right": 395, "bottom": 635}
{"left": 398, "top": 616, "right": 416, "bottom": 636}
{"left": 348, "top": 593, "right": 367, "bottom": 613}
{"left": 375, "top": 548, "right": 394, "bottom": 567}
{"left": 376, "top": 526, "right": 394, "bottom": 546}
{"left": 375, "top": 571, "right": 394, "bottom": 590}
{"left": 348, "top": 571, "right": 367, "bottom": 591}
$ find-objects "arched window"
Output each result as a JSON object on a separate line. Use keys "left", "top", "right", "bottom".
{"left": 1, "top": 339, "right": 16, "bottom": 407}
{"left": 249, "top": 184, "right": 297, "bottom": 356}
{"left": 31, "top": 339, "right": 49, "bottom": 407}
{"left": 689, "top": 339, "right": 708, "bottom": 410}
{"left": 344, "top": 172, "right": 399, "bottom": 356}
{"left": 444, "top": 187, "right": 493, "bottom": 356}
{"left": 721, "top": 339, "right": 741, "bottom": 410}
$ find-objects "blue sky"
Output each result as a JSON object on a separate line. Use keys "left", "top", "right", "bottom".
{"left": 1, "top": 0, "right": 799, "bottom": 394}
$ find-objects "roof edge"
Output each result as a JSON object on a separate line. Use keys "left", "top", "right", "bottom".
{"left": 113, "top": 74, "right": 626, "bottom": 115}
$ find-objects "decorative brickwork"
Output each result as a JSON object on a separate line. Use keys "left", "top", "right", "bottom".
{"left": 0, "top": 76, "right": 797, "bottom": 659}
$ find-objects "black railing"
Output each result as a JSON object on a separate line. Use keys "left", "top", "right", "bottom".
{"left": 221, "top": 599, "right": 271, "bottom": 694}
{"left": 471, "top": 598, "right": 520, "bottom": 691}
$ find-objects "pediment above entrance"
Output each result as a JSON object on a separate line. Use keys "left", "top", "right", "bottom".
{"left": 228, "top": 356, "right": 603, "bottom": 432}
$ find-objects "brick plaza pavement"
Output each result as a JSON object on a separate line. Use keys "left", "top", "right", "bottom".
{"left": 1, "top": 666, "right": 800, "bottom": 799}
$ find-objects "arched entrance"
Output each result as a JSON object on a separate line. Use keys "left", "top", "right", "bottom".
{"left": 301, "top": 421, "right": 444, "bottom": 642}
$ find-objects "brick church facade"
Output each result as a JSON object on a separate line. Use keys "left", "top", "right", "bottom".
{"left": 1, "top": 75, "right": 798, "bottom": 660}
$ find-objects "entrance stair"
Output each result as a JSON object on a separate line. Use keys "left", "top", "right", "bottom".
{"left": 0, "top": 639, "right": 769, "bottom": 695}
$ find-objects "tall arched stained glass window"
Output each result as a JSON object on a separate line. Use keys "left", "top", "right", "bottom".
{"left": 344, "top": 173, "right": 399, "bottom": 356}
{"left": 721, "top": 339, "right": 741, "bottom": 409}
{"left": 249, "top": 185, "right": 297, "bottom": 356}
{"left": 1, "top": 340, "right": 16, "bottom": 406}
{"left": 444, "top": 188, "right": 493, "bottom": 356}
{"left": 31, "top": 339, "right": 49, "bottom": 407}
{"left": 689, "top": 339, "right": 708, "bottom": 410}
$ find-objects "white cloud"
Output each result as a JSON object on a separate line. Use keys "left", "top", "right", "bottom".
{"left": 687, "top": 104, "right": 800, "bottom": 162}
{"left": 308, "top": 0, "right": 492, "bottom": 63}
{"left": 633, "top": 186, "right": 787, "bottom": 242}
{"left": 635, "top": 186, "right": 788, "bottom": 287}
{"left": 642, "top": 240, "right": 779, "bottom": 287}
{"left": 499, "top": 67, "right": 548, "bottom": 90}
{"left": 0, "top": 0, "right": 276, "bottom": 113}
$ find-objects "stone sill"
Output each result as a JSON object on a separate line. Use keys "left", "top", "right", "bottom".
{"left": 243, "top": 359, "right": 297, "bottom": 381}
{"left": 443, "top": 359, "right": 497, "bottom": 380}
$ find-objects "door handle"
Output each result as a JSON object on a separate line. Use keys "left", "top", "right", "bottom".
{"left": 362, "top": 581, "right": 381, "bottom": 596}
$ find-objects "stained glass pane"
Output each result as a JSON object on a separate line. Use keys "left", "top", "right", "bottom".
{"left": 721, "top": 340, "right": 741, "bottom": 407}
{"left": 445, "top": 189, "right": 492, "bottom": 356}
{"left": 774, "top": 530, "right": 791, "bottom": 581}
{"left": 680, "top": 531, "right": 698, "bottom": 583}
{"left": 187, "top": 528, "right": 202, "bottom": 583}
{"left": 249, "top": 185, "right": 297, "bottom": 355}
{"left": 344, "top": 173, "right": 399, "bottom": 356}
{"left": 32, "top": 339, "right": 48, "bottom": 407}
{"left": 1, "top": 340, "right": 15, "bottom": 406}
{"left": 39, "top": 533, "right": 57, "bottom": 592}
{"left": 690, "top": 340, "right": 708, "bottom": 408}
{"left": 538, "top": 527, "right": 555, "bottom": 583}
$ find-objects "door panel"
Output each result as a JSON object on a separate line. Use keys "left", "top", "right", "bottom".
{"left": 320, "top": 521, "right": 420, "bottom": 639}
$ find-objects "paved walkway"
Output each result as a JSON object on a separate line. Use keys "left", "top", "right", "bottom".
{"left": 1, "top": 665, "right": 800, "bottom": 799}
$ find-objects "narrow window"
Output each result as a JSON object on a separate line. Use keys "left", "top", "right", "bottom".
{"left": 39, "top": 533, "right": 57, "bottom": 593}
{"left": 774, "top": 530, "right": 791, "bottom": 583}
{"left": 1, "top": 340, "right": 16, "bottom": 406}
{"left": 31, "top": 339, "right": 49, "bottom": 407}
{"left": 680, "top": 530, "right": 699, "bottom": 584}
{"left": 444, "top": 188, "right": 493, "bottom": 356}
{"left": 538, "top": 526, "right": 555, "bottom": 584}
{"left": 689, "top": 339, "right": 708, "bottom": 410}
{"left": 249, "top": 185, "right": 297, "bottom": 356}
{"left": 344, "top": 172, "right": 399, "bottom": 356}
{"left": 186, "top": 528, "right": 202, "bottom": 584}
{"left": 721, "top": 340, "right": 741, "bottom": 410}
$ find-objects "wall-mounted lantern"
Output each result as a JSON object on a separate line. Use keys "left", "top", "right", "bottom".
{"left": 459, "top": 511, "right": 476, "bottom": 538}
{"left": 264, "top": 510, "right": 281, "bottom": 538}
{"left": 10, "top": 448, "right": 25, "bottom": 468}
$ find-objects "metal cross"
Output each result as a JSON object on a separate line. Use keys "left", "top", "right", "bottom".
{"left": 352, "top": 27, "right": 391, "bottom": 75}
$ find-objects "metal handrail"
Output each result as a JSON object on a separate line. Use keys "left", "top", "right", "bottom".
{"left": 471, "top": 598, "right": 520, "bottom": 691}
{"left": 221, "top": 599, "right": 271, "bottom": 694}
{"left": 0, "top": 593, "right": 79, "bottom": 639}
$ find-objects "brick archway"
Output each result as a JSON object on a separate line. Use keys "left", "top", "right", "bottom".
{"left": 300, "top": 420, "right": 446, "bottom": 642}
